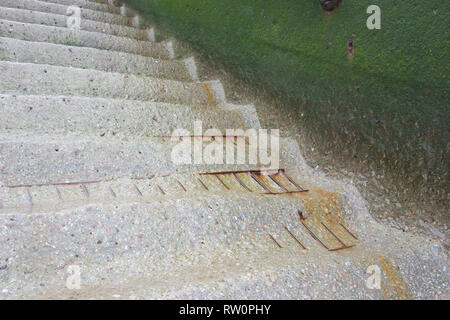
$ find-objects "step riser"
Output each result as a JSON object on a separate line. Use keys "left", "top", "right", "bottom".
{"left": 36, "top": 0, "right": 121, "bottom": 14}
{"left": 0, "top": 61, "right": 214, "bottom": 105}
{"left": 0, "top": 139, "right": 274, "bottom": 186}
{"left": 0, "top": 95, "right": 245, "bottom": 137}
{"left": 0, "top": 37, "right": 190, "bottom": 80}
{"left": 0, "top": 19, "right": 169, "bottom": 58}
{"left": 0, "top": 132, "right": 291, "bottom": 186}
{"left": 1, "top": 0, "right": 132, "bottom": 26}
{"left": 0, "top": 7, "right": 148, "bottom": 40}
{"left": 0, "top": 167, "right": 309, "bottom": 213}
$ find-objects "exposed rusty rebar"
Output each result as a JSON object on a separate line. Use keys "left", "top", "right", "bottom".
{"left": 321, "top": 222, "right": 346, "bottom": 247}
{"left": 249, "top": 171, "right": 273, "bottom": 193}
{"left": 157, "top": 185, "right": 166, "bottom": 195}
{"left": 268, "top": 233, "right": 283, "bottom": 248}
{"left": 339, "top": 223, "right": 358, "bottom": 240}
{"left": 268, "top": 175, "right": 289, "bottom": 192}
{"left": 231, "top": 172, "right": 252, "bottom": 192}
{"left": 176, "top": 179, "right": 187, "bottom": 192}
{"left": 279, "top": 170, "right": 305, "bottom": 192}
{"left": 197, "top": 177, "right": 209, "bottom": 190}
{"left": 215, "top": 175, "right": 230, "bottom": 190}
{"left": 134, "top": 184, "right": 143, "bottom": 197}
{"left": 285, "top": 226, "right": 307, "bottom": 250}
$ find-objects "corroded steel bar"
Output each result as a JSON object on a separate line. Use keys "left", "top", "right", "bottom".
{"left": 285, "top": 226, "right": 307, "bottom": 250}
{"left": 268, "top": 174, "right": 289, "bottom": 192}
{"left": 249, "top": 172, "right": 273, "bottom": 193}
{"left": 231, "top": 173, "right": 252, "bottom": 192}
{"left": 340, "top": 223, "right": 358, "bottom": 240}
{"left": 268, "top": 233, "right": 283, "bottom": 248}
{"left": 321, "top": 222, "right": 346, "bottom": 247}
{"left": 215, "top": 174, "right": 230, "bottom": 190}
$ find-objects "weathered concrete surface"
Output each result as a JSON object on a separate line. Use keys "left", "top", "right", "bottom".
{"left": 0, "top": 0, "right": 447, "bottom": 300}
{"left": 0, "top": 6, "right": 147, "bottom": 39}
{"left": 0, "top": 37, "right": 191, "bottom": 80}
{"left": 0, "top": 19, "right": 168, "bottom": 58}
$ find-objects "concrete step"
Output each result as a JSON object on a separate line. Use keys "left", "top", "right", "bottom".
{"left": 0, "top": 191, "right": 361, "bottom": 299}
{"left": 0, "top": 61, "right": 220, "bottom": 105}
{"left": 0, "top": 0, "right": 132, "bottom": 26}
{"left": 89, "top": 0, "right": 114, "bottom": 4}
{"left": 0, "top": 181, "right": 444, "bottom": 300}
{"left": 0, "top": 165, "right": 313, "bottom": 213}
{"left": 0, "top": 37, "right": 192, "bottom": 81}
{"left": 37, "top": 0, "right": 121, "bottom": 14}
{"left": 0, "top": 94, "right": 246, "bottom": 136}
{"left": 0, "top": 130, "right": 290, "bottom": 186}
{"left": 0, "top": 19, "right": 170, "bottom": 59}
{"left": 0, "top": 6, "right": 151, "bottom": 40}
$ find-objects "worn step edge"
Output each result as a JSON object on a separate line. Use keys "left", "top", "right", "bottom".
{"left": 0, "top": 61, "right": 222, "bottom": 106}
{"left": 0, "top": 94, "right": 246, "bottom": 136}
{"left": 0, "top": 19, "right": 170, "bottom": 59}
{"left": 0, "top": 130, "right": 293, "bottom": 186}
{"left": 0, "top": 37, "right": 192, "bottom": 81}
{"left": 36, "top": 0, "right": 121, "bottom": 14}
{"left": 0, "top": 194, "right": 346, "bottom": 299}
{"left": 0, "top": 0, "right": 132, "bottom": 26}
{"left": 0, "top": 6, "right": 151, "bottom": 40}
{"left": 0, "top": 163, "right": 315, "bottom": 214}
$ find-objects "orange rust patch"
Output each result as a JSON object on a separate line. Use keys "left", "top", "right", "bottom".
{"left": 314, "top": 188, "right": 338, "bottom": 203}
{"left": 201, "top": 83, "right": 217, "bottom": 107}
{"left": 280, "top": 187, "right": 341, "bottom": 218}
{"left": 140, "top": 29, "right": 147, "bottom": 41}
{"left": 379, "top": 256, "right": 412, "bottom": 300}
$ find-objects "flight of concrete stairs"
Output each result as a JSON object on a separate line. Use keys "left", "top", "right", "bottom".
{"left": 0, "top": 0, "right": 447, "bottom": 299}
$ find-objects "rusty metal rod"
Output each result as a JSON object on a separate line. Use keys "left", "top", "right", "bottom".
{"left": 268, "top": 175, "right": 289, "bottom": 192}
{"left": 157, "top": 185, "right": 166, "bottom": 195}
{"left": 329, "top": 245, "right": 355, "bottom": 252}
{"left": 249, "top": 172, "right": 273, "bottom": 193}
{"left": 231, "top": 173, "right": 252, "bottom": 192}
{"left": 200, "top": 169, "right": 281, "bottom": 176}
{"left": 279, "top": 170, "right": 305, "bottom": 192}
{"left": 285, "top": 226, "right": 307, "bottom": 250}
{"left": 134, "top": 184, "right": 143, "bottom": 197}
{"left": 197, "top": 177, "right": 209, "bottom": 191}
{"left": 109, "top": 187, "right": 117, "bottom": 198}
{"left": 321, "top": 222, "right": 346, "bottom": 247}
{"left": 299, "top": 219, "right": 329, "bottom": 250}
{"left": 6, "top": 179, "right": 104, "bottom": 188}
{"left": 339, "top": 223, "right": 358, "bottom": 240}
{"left": 215, "top": 174, "right": 230, "bottom": 190}
{"left": 176, "top": 179, "right": 187, "bottom": 192}
{"left": 268, "top": 233, "right": 283, "bottom": 248}
{"left": 263, "top": 190, "right": 308, "bottom": 195}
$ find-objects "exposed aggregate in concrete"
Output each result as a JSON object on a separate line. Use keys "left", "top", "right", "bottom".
{"left": 0, "top": 0, "right": 447, "bottom": 300}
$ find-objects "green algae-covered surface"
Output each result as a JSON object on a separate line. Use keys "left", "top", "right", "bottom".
{"left": 126, "top": 0, "right": 449, "bottom": 223}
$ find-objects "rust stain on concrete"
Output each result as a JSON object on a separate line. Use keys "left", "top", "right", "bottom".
{"left": 379, "top": 256, "right": 412, "bottom": 300}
